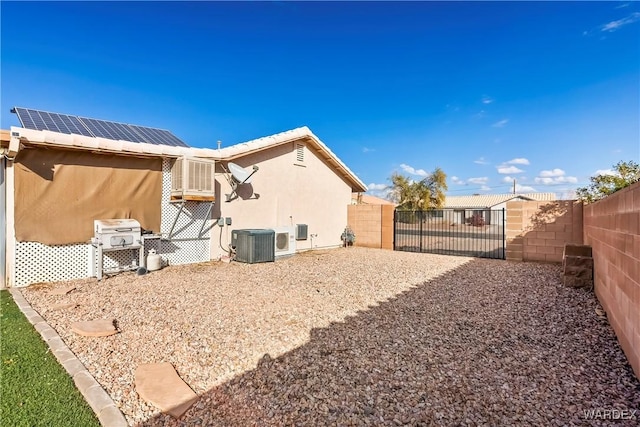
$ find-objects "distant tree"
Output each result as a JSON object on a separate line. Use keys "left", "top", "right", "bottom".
{"left": 389, "top": 167, "right": 448, "bottom": 210}
{"left": 576, "top": 160, "right": 640, "bottom": 203}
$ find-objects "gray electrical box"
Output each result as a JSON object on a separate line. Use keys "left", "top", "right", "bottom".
{"left": 232, "top": 229, "right": 275, "bottom": 264}
{"left": 296, "top": 224, "right": 308, "bottom": 240}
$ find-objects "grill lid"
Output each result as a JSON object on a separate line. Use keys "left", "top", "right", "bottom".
{"left": 94, "top": 219, "right": 141, "bottom": 234}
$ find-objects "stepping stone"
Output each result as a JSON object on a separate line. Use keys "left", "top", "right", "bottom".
{"left": 70, "top": 319, "right": 118, "bottom": 337}
{"left": 135, "top": 363, "right": 198, "bottom": 419}
{"left": 50, "top": 285, "right": 76, "bottom": 295}
{"left": 50, "top": 302, "right": 78, "bottom": 311}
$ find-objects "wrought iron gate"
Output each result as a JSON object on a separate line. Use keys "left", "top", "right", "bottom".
{"left": 394, "top": 209, "right": 506, "bottom": 259}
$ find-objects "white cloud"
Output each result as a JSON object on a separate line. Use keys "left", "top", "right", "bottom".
{"left": 480, "top": 185, "right": 491, "bottom": 192}
{"left": 601, "top": 12, "right": 640, "bottom": 32}
{"left": 492, "top": 119, "right": 509, "bottom": 128}
{"left": 594, "top": 169, "right": 618, "bottom": 176}
{"left": 362, "top": 147, "right": 375, "bottom": 153}
{"left": 468, "top": 177, "right": 489, "bottom": 185}
{"left": 505, "top": 158, "right": 530, "bottom": 165}
{"left": 366, "top": 183, "right": 391, "bottom": 199}
{"left": 367, "top": 183, "right": 388, "bottom": 191}
{"left": 534, "top": 176, "right": 578, "bottom": 185}
{"left": 497, "top": 165, "right": 524, "bottom": 174}
{"left": 515, "top": 184, "right": 537, "bottom": 192}
{"left": 502, "top": 176, "right": 515, "bottom": 183}
{"left": 482, "top": 96, "right": 493, "bottom": 104}
{"left": 615, "top": 3, "right": 630, "bottom": 9}
{"left": 474, "top": 157, "right": 489, "bottom": 165}
{"left": 451, "top": 176, "right": 465, "bottom": 185}
{"left": 400, "top": 163, "right": 428, "bottom": 177}
{"left": 539, "top": 168, "right": 566, "bottom": 177}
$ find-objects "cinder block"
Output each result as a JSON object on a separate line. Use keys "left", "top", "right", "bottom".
{"left": 543, "top": 223, "right": 564, "bottom": 232}
{"left": 536, "top": 231, "right": 555, "bottom": 240}
{"left": 547, "top": 239, "right": 566, "bottom": 248}
{"left": 525, "top": 252, "right": 546, "bottom": 262}
{"left": 537, "top": 246, "right": 556, "bottom": 254}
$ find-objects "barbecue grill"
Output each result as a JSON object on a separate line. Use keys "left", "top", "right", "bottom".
{"left": 90, "top": 219, "right": 145, "bottom": 280}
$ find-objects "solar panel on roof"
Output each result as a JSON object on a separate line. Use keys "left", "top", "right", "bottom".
{"left": 78, "top": 117, "right": 146, "bottom": 143}
{"left": 11, "top": 107, "right": 189, "bottom": 147}
{"left": 129, "top": 124, "right": 185, "bottom": 147}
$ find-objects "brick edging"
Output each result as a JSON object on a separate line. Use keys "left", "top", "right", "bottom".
{"left": 8, "top": 288, "right": 128, "bottom": 427}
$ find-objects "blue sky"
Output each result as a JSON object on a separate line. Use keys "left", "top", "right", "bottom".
{"left": 1, "top": 1, "right": 639, "bottom": 199}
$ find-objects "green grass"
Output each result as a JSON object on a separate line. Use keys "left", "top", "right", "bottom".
{"left": 0, "top": 290, "right": 100, "bottom": 427}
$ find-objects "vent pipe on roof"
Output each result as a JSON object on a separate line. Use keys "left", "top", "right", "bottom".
{"left": 217, "top": 140, "right": 222, "bottom": 151}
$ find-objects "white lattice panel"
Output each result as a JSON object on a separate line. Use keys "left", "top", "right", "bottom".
{"left": 159, "top": 159, "right": 211, "bottom": 265}
{"left": 12, "top": 159, "right": 212, "bottom": 287}
{"left": 15, "top": 242, "right": 89, "bottom": 287}
{"left": 161, "top": 239, "right": 210, "bottom": 265}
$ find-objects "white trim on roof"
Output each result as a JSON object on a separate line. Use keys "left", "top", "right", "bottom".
{"left": 10, "top": 125, "right": 367, "bottom": 192}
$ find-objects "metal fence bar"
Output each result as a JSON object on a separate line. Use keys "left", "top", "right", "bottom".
{"left": 393, "top": 209, "right": 506, "bottom": 260}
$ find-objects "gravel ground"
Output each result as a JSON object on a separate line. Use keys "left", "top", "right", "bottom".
{"left": 21, "top": 247, "right": 640, "bottom": 426}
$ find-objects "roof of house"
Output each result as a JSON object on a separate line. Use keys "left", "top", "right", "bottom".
{"left": 444, "top": 193, "right": 557, "bottom": 209}
{"left": 351, "top": 193, "right": 396, "bottom": 205}
{"left": 4, "top": 125, "right": 367, "bottom": 192}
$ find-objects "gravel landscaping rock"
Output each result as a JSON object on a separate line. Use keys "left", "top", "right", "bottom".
{"left": 22, "top": 247, "right": 640, "bottom": 426}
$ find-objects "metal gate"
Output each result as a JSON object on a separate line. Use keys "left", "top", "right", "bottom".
{"left": 394, "top": 209, "right": 506, "bottom": 259}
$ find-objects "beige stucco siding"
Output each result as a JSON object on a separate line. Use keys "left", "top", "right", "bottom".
{"left": 211, "top": 140, "right": 352, "bottom": 258}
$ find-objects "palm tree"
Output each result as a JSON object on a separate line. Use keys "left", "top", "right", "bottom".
{"left": 390, "top": 167, "right": 448, "bottom": 210}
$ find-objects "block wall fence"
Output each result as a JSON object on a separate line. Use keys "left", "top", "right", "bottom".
{"left": 505, "top": 200, "right": 583, "bottom": 263}
{"left": 583, "top": 181, "right": 640, "bottom": 378}
{"left": 347, "top": 204, "right": 394, "bottom": 250}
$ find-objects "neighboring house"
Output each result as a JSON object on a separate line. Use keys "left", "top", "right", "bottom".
{"left": 350, "top": 193, "right": 396, "bottom": 206}
{"left": 443, "top": 193, "right": 557, "bottom": 225}
{"left": 0, "top": 109, "right": 366, "bottom": 287}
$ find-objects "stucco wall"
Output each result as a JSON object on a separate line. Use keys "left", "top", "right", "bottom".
{"left": 506, "top": 200, "right": 583, "bottom": 263}
{"left": 583, "top": 181, "right": 640, "bottom": 378}
{"left": 211, "top": 140, "right": 353, "bottom": 258}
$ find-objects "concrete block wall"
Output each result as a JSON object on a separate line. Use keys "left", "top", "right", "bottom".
{"left": 583, "top": 181, "right": 640, "bottom": 378}
{"left": 347, "top": 204, "right": 394, "bottom": 250}
{"left": 506, "top": 200, "right": 583, "bottom": 263}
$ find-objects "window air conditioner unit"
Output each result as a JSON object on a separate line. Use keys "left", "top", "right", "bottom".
{"left": 232, "top": 229, "right": 275, "bottom": 264}
{"left": 272, "top": 226, "right": 296, "bottom": 256}
{"left": 171, "top": 157, "right": 215, "bottom": 201}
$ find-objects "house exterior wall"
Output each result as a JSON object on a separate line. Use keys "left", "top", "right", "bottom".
{"left": 506, "top": 200, "right": 583, "bottom": 263}
{"left": 211, "top": 140, "right": 353, "bottom": 258}
{"left": 583, "top": 181, "right": 640, "bottom": 378}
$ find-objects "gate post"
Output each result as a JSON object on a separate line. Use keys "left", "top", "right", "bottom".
{"left": 502, "top": 208, "right": 506, "bottom": 260}
{"left": 393, "top": 209, "right": 397, "bottom": 251}
{"left": 419, "top": 210, "right": 423, "bottom": 252}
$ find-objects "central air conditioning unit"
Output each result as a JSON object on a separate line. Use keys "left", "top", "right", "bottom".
{"left": 171, "top": 157, "right": 216, "bottom": 201}
{"left": 231, "top": 229, "right": 275, "bottom": 264}
{"left": 272, "top": 226, "right": 296, "bottom": 256}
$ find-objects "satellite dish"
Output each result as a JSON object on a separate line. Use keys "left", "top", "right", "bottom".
{"left": 228, "top": 162, "right": 256, "bottom": 184}
{"left": 224, "top": 162, "right": 259, "bottom": 202}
